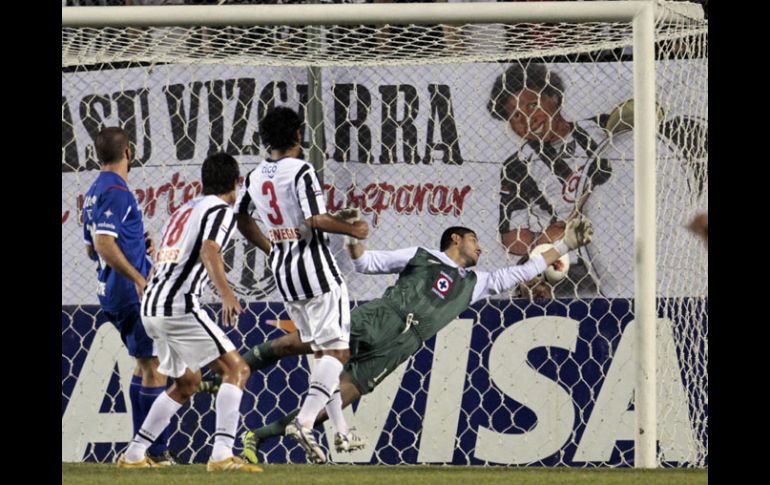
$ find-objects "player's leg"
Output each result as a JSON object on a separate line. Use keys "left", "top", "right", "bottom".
{"left": 126, "top": 301, "right": 175, "bottom": 464}
{"left": 286, "top": 283, "right": 352, "bottom": 463}
{"left": 110, "top": 304, "right": 175, "bottom": 465}
{"left": 198, "top": 331, "right": 312, "bottom": 393}
{"left": 207, "top": 350, "right": 251, "bottom": 464}
{"left": 192, "top": 309, "right": 261, "bottom": 473}
{"left": 296, "top": 346, "right": 350, "bottom": 432}
{"left": 118, "top": 314, "right": 191, "bottom": 468}
{"left": 105, "top": 309, "right": 145, "bottom": 440}
{"left": 327, "top": 374, "right": 366, "bottom": 452}
{"left": 241, "top": 374, "right": 362, "bottom": 464}
{"left": 119, "top": 368, "right": 198, "bottom": 468}
{"left": 135, "top": 356, "right": 176, "bottom": 464}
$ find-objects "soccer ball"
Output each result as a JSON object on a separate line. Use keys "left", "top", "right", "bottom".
{"left": 530, "top": 243, "right": 570, "bottom": 283}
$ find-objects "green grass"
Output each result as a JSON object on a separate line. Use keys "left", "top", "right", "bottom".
{"left": 62, "top": 463, "right": 707, "bottom": 485}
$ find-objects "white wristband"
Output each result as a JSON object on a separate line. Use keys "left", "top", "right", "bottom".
{"left": 553, "top": 239, "right": 570, "bottom": 256}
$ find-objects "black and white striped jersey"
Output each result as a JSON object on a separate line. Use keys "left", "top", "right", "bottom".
{"left": 237, "top": 157, "right": 343, "bottom": 302}
{"left": 142, "top": 195, "right": 237, "bottom": 317}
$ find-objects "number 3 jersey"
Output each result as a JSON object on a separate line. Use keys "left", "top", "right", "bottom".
{"left": 237, "top": 157, "right": 343, "bottom": 302}
{"left": 142, "top": 195, "right": 237, "bottom": 317}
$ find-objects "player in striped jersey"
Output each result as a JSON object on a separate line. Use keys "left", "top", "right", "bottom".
{"left": 118, "top": 153, "right": 261, "bottom": 473}
{"left": 236, "top": 107, "right": 369, "bottom": 463}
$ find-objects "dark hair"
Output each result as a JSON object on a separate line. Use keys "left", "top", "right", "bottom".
{"left": 439, "top": 226, "right": 476, "bottom": 251}
{"left": 95, "top": 127, "right": 129, "bottom": 165}
{"left": 487, "top": 62, "right": 565, "bottom": 121}
{"left": 202, "top": 153, "right": 240, "bottom": 195}
{"left": 259, "top": 106, "right": 302, "bottom": 151}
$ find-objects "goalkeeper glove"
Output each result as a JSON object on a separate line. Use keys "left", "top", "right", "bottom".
{"left": 554, "top": 217, "right": 594, "bottom": 255}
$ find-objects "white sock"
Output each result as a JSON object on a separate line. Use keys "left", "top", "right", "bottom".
{"left": 210, "top": 383, "right": 243, "bottom": 462}
{"left": 125, "top": 392, "right": 182, "bottom": 462}
{"left": 297, "top": 355, "right": 343, "bottom": 429}
{"left": 325, "top": 389, "right": 349, "bottom": 436}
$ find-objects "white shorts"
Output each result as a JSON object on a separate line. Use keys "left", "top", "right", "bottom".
{"left": 284, "top": 282, "right": 350, "bottom": 351}
{"left": 142, "top": 309, "right": 236, "bottom": 378}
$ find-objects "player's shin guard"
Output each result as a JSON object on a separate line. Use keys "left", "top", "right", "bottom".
{"left": 125, "top": 392, "right": 182, "bottom": 462}
{"left": 211, "top": 383, "right": 243, "bottom": 462}
{"left": 140, "top": 385, "right": 171, "bottom": 456}
{"left": 325, "top": 389, "right": 349, "bottom": 436}
{"left": 129, "top": 375, "right": 143, "bottom": 436}
{"left": 297, "top": 355, "right": 343, "bottom": 428}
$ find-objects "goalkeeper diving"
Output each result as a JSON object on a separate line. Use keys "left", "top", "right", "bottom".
{"left": 204, "top": 210, "right": 594, "bottom": 464}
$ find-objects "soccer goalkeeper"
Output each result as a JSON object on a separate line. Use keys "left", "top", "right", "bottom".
{"left": 206, "top": 214, "right": 593, "bottom": 464}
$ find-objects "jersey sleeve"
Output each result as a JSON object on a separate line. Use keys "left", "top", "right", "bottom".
{"left": 236, "top": 169, "right": 255, "bottom": 216}
{"left": 295, "top": 164, "right": 327, "bottom": 219}
{"left": 203, "top": 206, "right": 236, "bottom": 249}
{"left": 471, "top": 254, "right": 547, "bottom": 303}
{"left": 352, "top": 247, "right": 420, "bottom": 275}
{"left": 83, "top": 218, "right": 93, "bottom": 246}
{"left": 93, "top": 187, "right": 131, "bottom": 239}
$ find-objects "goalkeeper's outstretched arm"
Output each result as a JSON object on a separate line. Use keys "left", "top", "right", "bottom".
{"left": 474, "top": 218, "right": 594, "bottom": 302}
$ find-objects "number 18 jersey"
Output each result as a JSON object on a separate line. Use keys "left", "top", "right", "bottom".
{"left": 142, "top": 195, "right": 236, "bottom": 317}
{"left": 237, "top": 157, "right": 342, "bottom": 302}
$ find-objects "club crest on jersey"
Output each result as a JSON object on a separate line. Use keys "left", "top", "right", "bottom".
{"left": 431, "top": 271, "right": 453, "bottom": 299}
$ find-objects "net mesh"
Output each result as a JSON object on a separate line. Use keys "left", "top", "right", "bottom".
{"left": 62, "top": 3, "right": 707, "bottom": 467}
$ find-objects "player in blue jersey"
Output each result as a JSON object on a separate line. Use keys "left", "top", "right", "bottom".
{"left": 82, "top": 127, "right": 175, "bottom": 466}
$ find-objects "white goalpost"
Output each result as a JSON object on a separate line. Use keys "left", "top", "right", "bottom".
{"left": 62, "top": 1, "right": 707, "bottom": 468}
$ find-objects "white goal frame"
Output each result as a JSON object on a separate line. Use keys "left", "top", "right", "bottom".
{"left": 62, "top": 1, "right": 707, "bottom": 469}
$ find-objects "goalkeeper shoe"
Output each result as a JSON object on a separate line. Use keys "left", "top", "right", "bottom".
{"left": 197, "top": 378, "right": 220, "bottom": 395}
{"left": 334, "top": 429, "right": 367, "bottom": 453}
{"left": 285, "top": 419, "right": 326, "bottom": 464}
{"left": 240, "top": 430, "right": 261, "bottom": 465}
{"left": 116, "top": 453, "right": 154, "bottom": 468}
{"left": 207, "top": 455, "right": 263, "bottom": 473}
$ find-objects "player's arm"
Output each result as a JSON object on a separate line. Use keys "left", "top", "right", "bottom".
{"left": 91, "top": 188, "right": 148, "bottom": 295}
{"left": 234, "top": 169, "right": 272, "bottom": 255}
{"left": 308, "top": 214, "right": 369, "bottom": 239}
{"left": 296, "top": 165, "right": 369, "bottom": 240}
{"left": 329, "top": 208, "right": 416, "bottom": 274}
{"left": 351, "top": 246, "right": 420, "bottom": 275}
{"left": 94, "top": 234, "right": 147, "bottom": 297}
{"left": 85, "top": 244, "right": 98, "bottom": 262}
{"left": 236, "top": 213, "right": 271, "bottom": 255}
{"left": 474, "top": 218, "right": 593, "bottom": 302}
{"left": 201, "top": 208, "right": 243, "bottom": 327}
{"left": 501, "top": 223, "right": 566, "bottom": 257}
{"left": 200, "top": 239, "right": 242, "bottom": 327}
{"left": 83, "top": 220, "right": 100, "bottom": 262}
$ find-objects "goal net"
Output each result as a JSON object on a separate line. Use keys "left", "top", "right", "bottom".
{"left": 61, "top": 2, "right": 707, "bottom": 467}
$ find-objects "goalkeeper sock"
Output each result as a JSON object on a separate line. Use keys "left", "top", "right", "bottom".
{"left": 243, "top": 342, "right": 280, "bottom": 371}
{"left": 297, "top": 355, "right": 343, "bottom": 429}
{"left": 125, "top": 392, "right": 181, "bottom": 462}
{"left": 211, "top": 383, "right": 243, "bottom": 462}
{"left": 325, "top": 389, "right": 349, "bottom": 436}
{"left": 255, "top": 410, "right": 300, "bottom": 440}
{"left": 202, "top": 342, "right": 280, "bottom": 391}
{"left": 128, "top": 375, "right": 142, "bottom": 437}
{"left": 140, "top": 385, "right": 170, "bottom": 456}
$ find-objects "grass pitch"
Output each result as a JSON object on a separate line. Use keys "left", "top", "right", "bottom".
{"left": 63, "top": 463, "right": 707, "bottom": 485}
